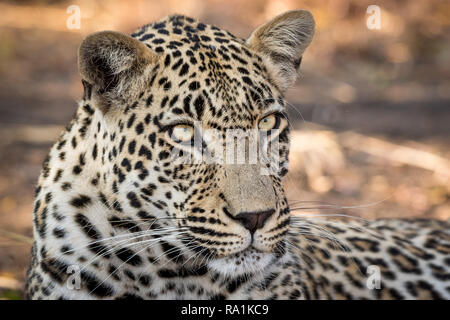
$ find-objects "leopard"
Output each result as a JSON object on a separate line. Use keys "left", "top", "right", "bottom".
{"left": 25, "top": 10, "right": 450, "bottom": 300}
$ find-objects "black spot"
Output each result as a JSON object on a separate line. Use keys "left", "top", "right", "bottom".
{"left": 138, "top": 145, "right": 152, "bottom": 160}
{"left": 158, "top": 176, "right": 169, "bottom": 183}
{"left": 80, "top": 270, "right": 114, "bottom": 297}
{"left": 72, "top": 165, "right": 82, "bottom": 175}
{"left": 405, "top": 281, "right": 417, "bottom": 297}
{"left": 188, "top": 81, "right": 200, "bottom": 91}
{"left": 124, "top": 269, "right": 136, "bottom": 280}
{"left": 227, "top": 275, "right": 250, "bottom": 293}
{"left": 92, "top": 143, "right": 98, "bottom": 160}
{"left": 387, "top": 287, "right": 404, "bottom": 299}
{"left": 242, "top": 77, "right": 253, "bottom": 86}
{"left": 127, "top": 113, "right": 136, "bottom": 128}
{"left": 164, "top": 54, "right": 171, "bottom": 67}
{"left": 172, "top": 108, "right": 183, "bottom": 115}
{"left": 160, "top": 241, "right": 184, "bottom": 263}
{"left": 169, "top": 95, "right": 179, "bottom": 107}
{"left": 416, "top": 280, "right": 442, "bottom": 299}
{"left": 40, "top": 258, "right": 67, "bottom": 284}
{"left": 193, "top": 95, "right": 204, "bottom": 119}
{"left": 135, "top": 122, "right": 144, "bottom": 135}
{"left": 158, "top": 151, "right": 170, "bottom": 160}
{"left": 127, "top": 192, "right": 142, "bottom": 208}
{"left": 148, "top": 133, "right": 156, "bottom": 148}
{"left": 53, "top": 228, "right": 66, "bottom": 238}
{"left": 237, "top": 67, "right": 249, "bottom": 75}
{"left": 179, "top": 63, "right": 189, "bottom": 76}
{"left": 289, "top": 289, "right": 302, "bottom": 299}
{"left": 37, "top": 207, "right": 48, "bottom": 239}
{"left": 163, "top": 81, "right": 172, "bottom": 91}
{"left": 71, "top": 137, "right": 77, "bottom": 148}
{"left": 70, "top": 195, "right": 92, "bottom": 208}
{"left": 172, "top": 58, "right": 183, "bottom": 70}
{"left": 146, "top": 95, "right": 153, "bottom": 107}
{"left": 157, "top": 268, "right": 178, "bottom": 278}
{"left": 140, "top": 34, "right": 154, "bottom": 41}
{"left": 128, "top": 140, "right": 136, "bottom": 154}
{"left": 108, "top": 216, "right": 141, "bottom": 233}
{"left": 121, "top": 158, "right": 132, "bottom": 172}
{"left": 44, "top": 192, "right": 52, "bottom": 203}
{"left": 62, "top": 182, "right": 72, "bottom": 191}
{"left": 138, "top": 275, "right": 152, "bottom": 286}
{"left": 74, "top": 213, "right": 102, "bottom": 240}
{"left": 183, "top": 95, "right": 192, "bottom": 116}
{"left": 115, "top": 247, "right": 142, "bottom": 266}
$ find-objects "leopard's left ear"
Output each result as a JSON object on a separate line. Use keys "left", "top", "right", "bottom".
{"left": 78, "top": 31, "right": 159, "bottom": 111}
{"left": 246, "top": 10, "right": 315, "bottom": 92}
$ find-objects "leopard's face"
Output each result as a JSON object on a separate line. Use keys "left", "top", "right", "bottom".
{"left": 78, "top": 13, "right": 315, "bottom": 277}
{"left": 27, "top": 12, "right": 450, "bottom": 300}
{"left": 129, "top": 65, "right": 290, "bottom": 275}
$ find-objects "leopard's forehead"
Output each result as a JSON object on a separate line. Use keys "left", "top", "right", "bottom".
{"left": 132, "top": 14, "right": 244, "bottom": 54}
{"left": 130, "top": 15, "right": 284, "bottom": 129}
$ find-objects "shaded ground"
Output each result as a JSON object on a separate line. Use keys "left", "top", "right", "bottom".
{"left": 0, "top": 0, "right": 449, "bottom": 299}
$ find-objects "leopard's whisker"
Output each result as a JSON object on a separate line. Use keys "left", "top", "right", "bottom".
{"left": 43, "top": 226, "right": 188, "bottom": 269}
{"left": 88, "top": 232, "right": 188, "bottom": 295}
{"left": 79, "top": 230, "right": 189, "bottom": 274}
{"left": 51, "top": 226, "right": 187, "bottom": 258}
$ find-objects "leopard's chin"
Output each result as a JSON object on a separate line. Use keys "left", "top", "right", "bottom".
{"left": 207, "top": 247, "right": 274, "bottom": 277}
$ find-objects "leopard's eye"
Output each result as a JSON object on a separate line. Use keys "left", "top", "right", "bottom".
{"left": 258, "top": 114, "right": 281, "bottom": 131}
{"left": 169, "top": 124, "right": 195, "bottom": 143}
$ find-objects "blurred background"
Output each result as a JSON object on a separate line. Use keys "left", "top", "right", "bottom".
{"left": 0, "top": 0, "right": 449, "bottom": 299}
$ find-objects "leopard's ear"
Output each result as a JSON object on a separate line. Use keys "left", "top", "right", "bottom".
{"left": 246, "top": 10, "right": 315, "bottom": 92}
{"left": 78, "top": 31, "right": 158, "bottom": 109}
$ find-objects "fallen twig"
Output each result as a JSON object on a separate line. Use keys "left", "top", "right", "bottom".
{"left": 0, "top": 229, "right": 33, "bottom": 245}
{"left": 339, "top": 131, "right": 450, "bottom": 181}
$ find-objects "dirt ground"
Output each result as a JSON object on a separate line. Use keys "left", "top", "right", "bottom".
{"left": 0, "top": 0, "right": 449, "bottom": 299}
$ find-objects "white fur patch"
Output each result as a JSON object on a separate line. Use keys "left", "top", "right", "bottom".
{"left": 207, "top": 248, "right": 274, "bottom": 277}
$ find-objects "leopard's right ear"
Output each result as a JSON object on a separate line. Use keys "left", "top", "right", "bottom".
{"left": 78, "top": 31, "right": 158, "bottom": 110}
{"left": 246, "top": 10, "right": 315, "bottom": 93}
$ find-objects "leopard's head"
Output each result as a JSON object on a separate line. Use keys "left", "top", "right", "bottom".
{"left": 78, "top": 11, "right": 314, "bottom": 277}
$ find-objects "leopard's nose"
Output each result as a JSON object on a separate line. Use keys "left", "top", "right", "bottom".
{"left": 234, "top": 209, "right": 275, "bottom": 234}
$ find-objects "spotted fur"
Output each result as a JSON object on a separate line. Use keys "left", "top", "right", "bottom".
{"left": 26, "top": 11, "right": 450, "bottom": 300}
